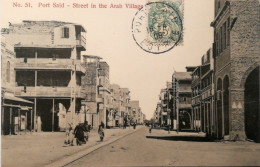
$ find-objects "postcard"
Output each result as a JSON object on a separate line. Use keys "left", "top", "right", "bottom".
{"left": 1, "top": 0, "right": 260, "bottom": 166}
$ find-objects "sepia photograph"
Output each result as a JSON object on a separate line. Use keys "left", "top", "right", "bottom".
{"left": 0, "top": 0, "right": 259, "bottom": 166}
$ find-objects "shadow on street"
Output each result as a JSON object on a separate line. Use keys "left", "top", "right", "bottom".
{"left": 146, "top": 135, "right": 212, "bottom": 142}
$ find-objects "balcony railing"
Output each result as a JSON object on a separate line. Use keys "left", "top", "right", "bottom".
{"left": 97, "top": 94, "right": 104, "bottom": 103}
{"left": 179, "top": 103, "right": 192, "bottom": 109}
{"left": 76, "top": 35, "right": 86, "bottom": 49}
{"left": 14, "top": 86, "right": 85, "bottom": 98}
{"left": 15, "top": 58, "right": 85, "bottom": 73}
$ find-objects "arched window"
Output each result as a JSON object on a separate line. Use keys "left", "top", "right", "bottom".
{"left": 6, "top": 61, "right": 10, "bottom": 83}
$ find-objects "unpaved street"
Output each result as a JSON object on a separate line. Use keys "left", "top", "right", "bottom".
{"left": 67, "top": 127, "right": 260, "bottom": 166}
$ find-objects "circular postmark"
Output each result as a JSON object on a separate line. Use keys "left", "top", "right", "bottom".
{"left": 132, "top": 2, "right": 183, "bottom": 54}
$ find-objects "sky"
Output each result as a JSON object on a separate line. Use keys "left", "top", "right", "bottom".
{"left": 1, "top": 0, "right": 214, "bottom": 119}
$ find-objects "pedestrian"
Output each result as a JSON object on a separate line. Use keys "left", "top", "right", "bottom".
{"left": 149, "top": 124, "right": 152, "bottom": 133}
{"left": 133, "top": 122, "right": 136, "bottom": 129}
{"left": 98, "top": 124, "right": 105, "bottom": 142}
{"left": 123, "top": 118, "right": 127, "bottom": 129}
{"left": 83, "top": 121, "right": 90, "bottom": 142}
{"left": 100, "top": 121, "right": 105, "bottom": 128}
{"left": 74, "top": 123, "right": 86, "bottom": 146}
{"left": 64, "top": 123, "right": 74, "bottom": 146}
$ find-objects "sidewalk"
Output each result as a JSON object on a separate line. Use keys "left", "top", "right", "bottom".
{"left": 1, "top": 126, "right": 143, "bottom": 167}
{"left": 146, "top": 128, "right": 208, "bottom": 142}
{"left": 147, "top": 128, "right": 206, "bottom": 137}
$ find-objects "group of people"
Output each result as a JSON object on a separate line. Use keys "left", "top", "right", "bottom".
{"left": 64, "top": 121, "right": 106, "bottom": 147}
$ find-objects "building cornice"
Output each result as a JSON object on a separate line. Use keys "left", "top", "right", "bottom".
{"left": 211, "top": 1, "right": 230, "bottom": 27}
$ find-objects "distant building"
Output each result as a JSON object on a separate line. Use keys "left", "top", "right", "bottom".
{"left": 110, "top": 84, "right": 123, "bottom": 127}
{"left": 159, "top": 88, "right": 168, "bottom": 126}
{"left": 120, "top": 88, "right": 131, "bottom": 125}
{"left": 211, "top": 0, "right": 259, "bottom": 141}
{"left": 81, "top": 55, "right": 103, "bottom": 129}
{"left": 191, "top": 48, "right": 214, "bottom": 135}
{"left": 172, "top": 67, "right": 195, "bottom": 131}
{"left": 129, "top": 100, "right": 140, "bottom": 124}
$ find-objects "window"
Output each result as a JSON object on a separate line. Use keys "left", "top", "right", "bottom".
{"left": 6, "top": 61, "right": 10, "bottom": 83}
{"left": 220, "top": 27, "right": 222, "bottom": 52}
{"left": 216, "top": 32, "right": 219, "bottom": 55}
{"left": 227, "top": 17, "right": 230, "bottom": 46}
{"left": 223, "top": 22, "right": 226, "bottom": 49}
{"left": 183, "top": 97, "right": 187, "bottom": 102}
{"left": 207, "top": 50, "right": 210, "bottom": 62}
{"left": 61, "top": 27, "right": 69, "bottom": 38}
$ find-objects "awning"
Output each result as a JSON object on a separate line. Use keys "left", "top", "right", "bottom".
{"left": 3, "top": 93, "right": 33, "bottom": 104}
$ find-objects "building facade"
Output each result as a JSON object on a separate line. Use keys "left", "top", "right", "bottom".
{"left": 191, "top": 48, "right": 215, "bottom": 136}
{"left": 172, "top": 67, "right": 195, "bottom": 131}
{"left": 211, "top": 0, "right": 259, "bottom": 141}
{"left": 1, "top": 34, "right": 34, "bottom": 135}
{"left": 3, "top": 20, "right": 87, "bottom": 132}
{"left": 81, "top": 55, "right": 103, "bottom": 129}
{"left": 120, "top": 88, "right": 131, "bottom": 126}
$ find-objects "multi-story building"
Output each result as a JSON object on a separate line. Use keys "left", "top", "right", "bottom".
{"left": 154, "top": 102, "right": 161, "bottom": 124}
{"left": 136, "top": 107, "right": 143, "bottom": 124}
{"left": 120, "top": 88, "right": 131, "bottom": 125}
{"left": 211, "top": 0, "right": 259, "bottom": 141}
{"left": 81, "top": 55, "right": 103, "bottom": 129}
{"left": 129, "top": 100, "right": 140, "bottom": 124}
{"left": 191, "top": 66, "right": 201, "bottom": 132}
{"left": 98, "top": 62, "right": 112, "bottom": 128}
{"left": 172, "top": 67, "right": 195, "bottom": 131}
{"left": 166, "top": 82, "right": 174, "bottom": 128}
{"left": 191, "top": 48, "right": 215, "bottom": 135}
{"left": 1, "top": 34, "right": 33, "bottom": 135}
{"left": 159, "top": 88, "right": 168, "bottom": 126}
{"left": 200, "top": 48, "right": 215, "bottom": 136}
{"left": 110, "top": 84, "right": 123, "bottom": 127}
{"left": 3, "top": 20, "right": 86, "bottom": 132}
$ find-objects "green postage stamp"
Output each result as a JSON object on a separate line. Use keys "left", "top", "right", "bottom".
{"left": 132, "top": 0, "right": 184, "bottom": 54}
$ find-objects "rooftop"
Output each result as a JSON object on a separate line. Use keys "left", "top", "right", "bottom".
{"left": 83, "top": 55, "right": 103, "bottom": 59}
{"left": 174, "top": 72, "right": 192, "bottom": 80}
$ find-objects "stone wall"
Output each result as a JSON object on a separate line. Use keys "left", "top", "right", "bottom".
{"left": 1, "top": 35, "right": 15, "bottom": 93}
{"left": 229, "top": 0, "right": 260, "bottom": 140}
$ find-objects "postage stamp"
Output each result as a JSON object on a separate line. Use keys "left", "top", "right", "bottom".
{"left": 132, "top": 0, "right": 184, "bottom": 54}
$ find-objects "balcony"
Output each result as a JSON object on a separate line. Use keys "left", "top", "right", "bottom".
{"left": 15, "top": 58, "right": 85, "bottom": 73}
{"left": 179, "top": 86, "right": 192, "bottom": 93}
{"left": 179, "top": 103, "right": 192, "bottom": 109}
{"left": 76, "top": 35, "right": 86, "bottom": 50}
{"left": 96, "top": 94, "right": 104, "bottom": 104}
{"left": 14, "top": 86, "right": 85, "bottom": 98}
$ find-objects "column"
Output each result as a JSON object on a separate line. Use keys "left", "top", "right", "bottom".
{"left": 34, "top": 51, "right": 38, "bottom": 131}
{"left": 25, "top": 112, "right": 27, "bottom": 134}
{"left": 18, "top": 108, "right": 21, "bottom": 135}
{"left": 215, "top": 97, "right": 219, "bottom": 138}
{"left": 9, "top": 108, "right": 12, "bottom": 135}
{"left": 210, "top": 99, "right": 213, "bottom": 135}
{"left": 203, "top": 103, "right": 206, "bottom": 132}
{"left": 200, "top": 104, "right": 202, "bottom": 132}
{"left": 229, "top": 88, "right": 246, "bottom": 141}
{"left": 34, "top": 98, "right": 37, "bottom": 131}
{"left": 195, "top": 108, "right": 197, "bottom": 132}
{"left": 191, "top": 108, "right": 194, "bottom": 130}
{"left": 52, "top": 98, "right": 55, "bottom": 132}
{"left": 221, "top": 89, "right": 224, "bottom": 137}
{"left": 207, "top": 102, "right": 209, "bottom": 134}
{"left": 2, "top": 107, "right": 4, "bottom": 135}
{"left": 30, "top": 109, "right": 33, "bottom": 133}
